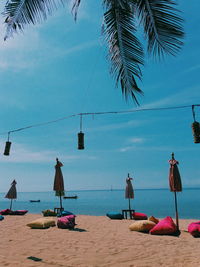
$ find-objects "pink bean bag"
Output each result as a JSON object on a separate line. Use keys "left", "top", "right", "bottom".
{"left": 0, "top": 209, "right": 11, "bottom": 215}
{"left": 57, "top": 215, "right": 76, "bottom": 229}
{"left": 188, "top": 221, "right": 200, "bottom": 237}
{"left": 133, "top": 212, "right": 148, "bottom": 220}
{"left": 150, "top": 216, "right": 177, "bottom": 235}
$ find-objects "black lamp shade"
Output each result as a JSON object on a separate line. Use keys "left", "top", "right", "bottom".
{"left": 4, "top": 141, "right": 12, "bottom": 156}
{"left": 78, "top": 132, "right": 84, "bottom": 150}
{"left": 192, "top": 121, "right": 200, "bottom": 143}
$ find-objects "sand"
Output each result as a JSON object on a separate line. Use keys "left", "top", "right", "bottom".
{"left": 0, "top": 214, "right": 199, "bottom": 267}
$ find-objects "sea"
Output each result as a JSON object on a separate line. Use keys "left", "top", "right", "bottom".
{"left": 0, "top": 188, "right": 200, "bottom": 219}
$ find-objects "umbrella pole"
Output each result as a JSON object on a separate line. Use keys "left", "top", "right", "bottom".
{"left": 174, "top": 191, "right": 179, "bottom": 231}
{"left": 10, "top": 199, "right": 12, "bottom": 210}
{"left": 59, "top": 192, "right": 63, "bottom": 211}
{"left": 128, "top": 198, "right": 131, "bottom": 210}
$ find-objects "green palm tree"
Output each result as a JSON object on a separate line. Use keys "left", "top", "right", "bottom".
{"left": 2, "top": 0, "right": 184, "bottom": 104}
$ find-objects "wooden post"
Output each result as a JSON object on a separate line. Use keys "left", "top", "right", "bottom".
{"left": 174, "top": 191, "right": 179, "bottom": 231}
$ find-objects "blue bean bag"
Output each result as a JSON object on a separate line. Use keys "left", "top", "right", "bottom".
{"left": 106, "top": 212, "right": 123, "bottom": 220}
{"left": 57, "top": 210, "right": 74, "bottom": 217}
{"left": 0, "top": 215, "right": 4, "bottom": 221}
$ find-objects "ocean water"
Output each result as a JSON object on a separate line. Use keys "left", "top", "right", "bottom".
{"left": 0, "top": 189, "right": 200, "bottom": 219}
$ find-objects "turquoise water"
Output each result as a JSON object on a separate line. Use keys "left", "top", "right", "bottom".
{"left": 0, "top": 189, "right": 200, "bottom": 219}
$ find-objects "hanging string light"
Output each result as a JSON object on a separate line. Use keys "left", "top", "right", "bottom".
{"left": 191, "top": 105, "right": 200, "bottom": 143}
{"left": 4, "top": 132, "right": 12, "bottom": 156}
{"left": 78, "top": 114, "right": 84, "bottom": 150}
{"left": 0, "top": 104, "right": 200, "bottom": 154}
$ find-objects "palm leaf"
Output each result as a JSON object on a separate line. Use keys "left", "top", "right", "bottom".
{"left": 71, "top": 0, "right": 81, "bottom": 21}
{"left": 3, "top": 0, "right": 66, "bottom": 40}
{"left": 136, "top": 0, "right": 184, "bottom": 57}
{"left": 103, "top": 1, "right": 144, "bottom": 104}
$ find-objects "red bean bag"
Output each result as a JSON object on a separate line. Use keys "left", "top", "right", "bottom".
{"left": 150, "top": 216, "right": 177, "bottom": 235}
{"left": 188, "top": 221, "right": 200, "bottom": 237}
{"left": 9, "top": 210, "right": 28, "bottom": 215}
{"left": 132, "top": 212, "right": 148, "bottom": 220}
{"left": 57, "top": 215, "right": 76, "bottom": 229}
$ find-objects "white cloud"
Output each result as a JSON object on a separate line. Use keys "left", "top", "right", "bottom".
{"left": 119, "top": 144, "right": 199, "bottom": 153}
{"left": 129, "top": 137, "right": 145, "bottom": 144}
{"left": 87, "top": 119, "right": 147, "bottom": 132}
{"left": 0, "top": 24, "right": 41, "bottom": 70}
{"left": 0, "top": 4, "right": 99, "bottom": 71}
{"left": 119, "top": 136, "right": 145, "bottom": 152}
{"left": 51, "top": 39, "right": 99, "bottom": 58}
{"left": 0, "top": 31, "right": 99, "bottom": 70}
{"left": 0, "top": 143, "right": 97, "bottom": 163}
{"left": 119, "top": 146, "right": 134, "bottom": 152}
{"left": 141, "top": 85, "right": 200, "bottom": 109}
{"left": 183, "top": 64, "right": 200, "bottom": 74}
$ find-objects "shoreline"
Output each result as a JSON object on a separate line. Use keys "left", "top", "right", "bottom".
{"left": 0, "top": 214, "right": 199, "bottom": 267}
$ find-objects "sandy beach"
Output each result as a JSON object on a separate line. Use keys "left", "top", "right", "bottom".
{"left": 0, "top": 214, "right": 199, "bottom": 267}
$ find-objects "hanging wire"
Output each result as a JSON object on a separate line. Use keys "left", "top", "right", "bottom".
{"left": 192, "top": 105, "right": 196, "bottom": 122}
{"left": 80, "top": 114, "right": 83, "bottom": 132}
{"left": 0, "top": 104, "right": 200, "bottom": 137}
{"left": 7, "top": 131, "right": 10, "bottom": 142}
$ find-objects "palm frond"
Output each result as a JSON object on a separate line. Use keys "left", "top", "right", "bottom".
{"left": 136, "top": 0, "right": 184, "bottom": 57}
{"left": 103, "top": 1, "right": 144, "bottom": 104}
{"left": 3, "top": 0, "right": 66, "bottom": 40}
{"left": 71, "top": 0, "right": 81, "bottom": 21}
{"left": 103, "top": 0, "right": 137, "bottom": 8}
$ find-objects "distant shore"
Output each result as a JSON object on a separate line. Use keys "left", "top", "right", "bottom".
{"left": 0, "top": 214, "right": 199, "bottom": 266}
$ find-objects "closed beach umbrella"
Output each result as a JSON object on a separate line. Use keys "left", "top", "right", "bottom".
{"left": 168, "top": 153, "right": 182, "bottom": 231}
{"left": 5, "top": 179, "right": 17, "bottom": 210}
{"left": 53, "top": 158, "right": 65, "bottom": 210}
{"left": 125, "top": 173, "right": 134, "bottom": 210}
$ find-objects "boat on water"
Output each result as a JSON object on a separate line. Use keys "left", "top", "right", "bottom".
{"left": 29, "top": 200, "right": 41, "bottom": 202}
{"left": 63, "top": 195, "right": 78, "bottom": 199}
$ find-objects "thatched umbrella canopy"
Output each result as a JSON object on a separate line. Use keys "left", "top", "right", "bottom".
{"left": 53, "top": 158, "right": 65, "bottom": 210}
{"left": 125, "top": 173, "right": 134, "bottom": 210}
{"left": 5, "top": 179, "right": 17, "bottom": 210}
{"left": 169, "top": 152, "right": 182, "bottom": 231}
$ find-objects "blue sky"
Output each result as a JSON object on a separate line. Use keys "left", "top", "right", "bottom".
{"left": 0, "top": 0, "right": 200, "bottom": 192}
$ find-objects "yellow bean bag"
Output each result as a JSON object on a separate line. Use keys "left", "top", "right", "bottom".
{"left": 42, "top": 209, "right": 57, "bottom": 217}
{"left": 129, "top": 220, "right": 156, "bottom": 233}
{"left": 27, "top": 217, "right": 56, "bottom": 229}
{"left": 148, "top": 216, "right": 159, "bottom": 224}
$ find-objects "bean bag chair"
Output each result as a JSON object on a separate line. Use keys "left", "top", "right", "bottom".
{"left": 133, "top": 212, "right": 148, "bottom": 220}
{"left": 150, "top": 216, "right": 177, "bottom": 235}
{"left": 57, "top": 215, "right": 76, "bottom": 229}
{"left": 27, "top": 218, "right": 56, "bottom": 229}
{"left": 0, "top": 209, "right": 11, "bottom": 215}
{"left": 57, "top": 210, "right": 74, "bottom": 217}
{"left": 42, "top": 209, "right": 57, "bottom": 217}
{"left": 106, "top": 212, "right": 123, "bottom": 220}
{"left": 188, "top": 221, "right": 200, "bottom": 237}
{"left": 129, "top": 220, "right": 156, "bottom": 233}
{"left": 0, "top": 215, "right": 4, "bottom": 221}
{"left": 148, "top": 216, "right": 159, "bottom": 224}
{"left": 9, "top": 210, "right": 28, "bottom": 215}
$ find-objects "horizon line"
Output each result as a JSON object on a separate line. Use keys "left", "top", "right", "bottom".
{"left": 1, "top": 186, "right": 200, "bottom": 194}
